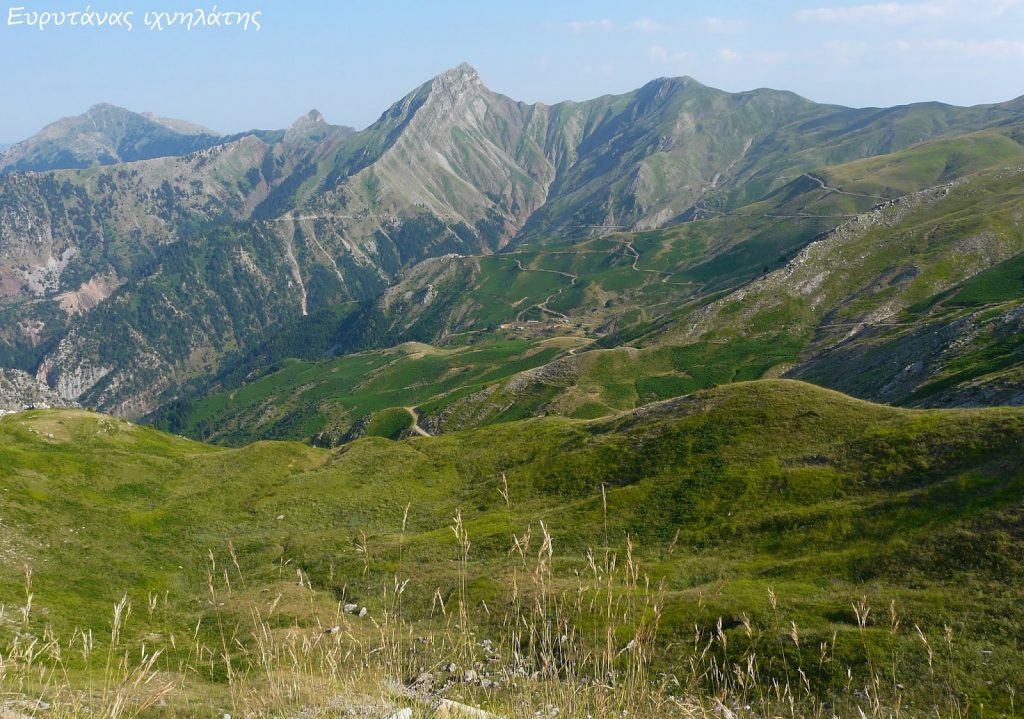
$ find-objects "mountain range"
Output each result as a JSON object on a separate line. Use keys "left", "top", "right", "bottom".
{"left": 1, "top": 63, "right": 1023, "bottom": 430}
{"left": 5, "top": 64, "right": 1024, "bottom": 715}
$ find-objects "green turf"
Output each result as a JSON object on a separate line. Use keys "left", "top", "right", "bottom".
{"left": 158, "top": 339, "right": 564, "bottom": 444}
{"left": 3, "top": 380, "right": 1024, "bottom": 712}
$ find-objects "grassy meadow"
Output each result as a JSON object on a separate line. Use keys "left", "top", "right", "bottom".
{"left": 2, "top": 380, "right": 1023, "bottom": 717}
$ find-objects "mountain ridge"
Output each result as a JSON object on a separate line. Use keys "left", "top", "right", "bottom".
{"left": 0, "top": 103, "right": 225, "bottom": 173}
{"left": 2, "top": 65, "right": 1024, "bottom": 416}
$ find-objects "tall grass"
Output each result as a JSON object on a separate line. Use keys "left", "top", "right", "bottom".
{"left": 0, "top": 502, "right": 1007, "bottom": 719}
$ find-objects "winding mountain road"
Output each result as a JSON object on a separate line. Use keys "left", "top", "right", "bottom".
{"left": 499, "top": 256, "right": 578, "bottom": 323}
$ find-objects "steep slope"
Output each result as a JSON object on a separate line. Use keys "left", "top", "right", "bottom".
{"left": 305, "top": 63, "right": 557, "bottom": 245}
{"left": 521, "top": 85, "right": 1024, "bottom": 236}
{"left": 517, "top": 77, "right": 823, "bottom": 238}
{"left": 0, "top": 116, "right": 368, "bottom": 414}
{"left": 793, "top": 253, "right": 1024, "bottom": 408}
{"left": 715, "top": 95, "right": 1024, "bottom": 209}
{"left": 650, "top": 163, "right": 1024, "bottom": 407}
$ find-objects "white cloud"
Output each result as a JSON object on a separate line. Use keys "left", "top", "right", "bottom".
{"left": 795, "top": 2, "right": 952, "bottom": 24}
{"left": 918, "top": 38, "right": 1024, "bottom": 56}
{"left": 718, "top": 47, "right": 744, "bottom": 62}
{"left": 994, "top": 0, "right": 1022, "bottom": 15}
{"left": 822, "top": 39, "right": 870, "bottom": 53}
{"left": 970, "top": 0, "right": 1022, "bottom": 17}
{"left": 752, "top": 51, "right": 788, "bottom": 65}
{"left": 566, "top": 18, "right": 614, "bottom": 33}
{"left": 631, "top": 18, "right": 666, "bottom": 32}
{"left": 567, "top": 16, "right": 747, "bottom": 35}
{"left": 648, "top": 45, "right": 691, "bottom": 64}
{"left": 631, "top": 16, "right": 746, "bottom": 33}
{"left": 701, "top": 17, "right": 746, "bottom": 33}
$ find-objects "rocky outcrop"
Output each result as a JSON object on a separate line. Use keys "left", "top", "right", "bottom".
{"left": 0, "top": 368, "right": 77, "bottom": 412}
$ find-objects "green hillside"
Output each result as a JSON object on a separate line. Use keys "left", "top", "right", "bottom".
{"left": 3, "top": 380, "right": 1024, "bottom": 715}
{"left": 154, "top": 338, "right": 577, "bottom": 444}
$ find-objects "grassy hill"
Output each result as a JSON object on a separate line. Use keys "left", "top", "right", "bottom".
{"left": 4, "top": 380, "right": 1024, "bottom": 715}
{"left": 154, "top": 338, "right": 579, "bottom": 444}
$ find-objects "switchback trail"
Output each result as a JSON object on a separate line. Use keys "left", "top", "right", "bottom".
{"left": 500, "top": 256, "right": 578, "bottom": 323}
{"left": 405, "top": 407, "right": 431, "bottom": 437}
{"left": 803, "top": 173, "right": 889, "bottom": 201}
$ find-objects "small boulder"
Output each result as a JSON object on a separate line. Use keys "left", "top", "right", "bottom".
{"left": 433, "top": 699, "right": 499, "bottom": 719}
{"left": 410, "top": 671, "right": 434, "bottom": 689}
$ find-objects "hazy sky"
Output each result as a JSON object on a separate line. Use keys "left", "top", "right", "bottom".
{"left": 2, "top": 0, "right": 1023, "bottom": 140}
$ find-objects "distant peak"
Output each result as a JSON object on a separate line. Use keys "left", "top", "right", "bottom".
{"left": 649, "top": 75, "right": 705, "bottom": 89}
{"left": 86, "top": 102, "right": 128, "bottom": 115}
{"left": 283, "top": 109, "right": 340, "bottom": 143}
{"left": 290, "top": 109, "right": 327, "bottom": 129}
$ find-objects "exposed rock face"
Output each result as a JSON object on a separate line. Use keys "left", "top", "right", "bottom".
{"left": 0, "top": 368, "right": 77, "bottom": 412}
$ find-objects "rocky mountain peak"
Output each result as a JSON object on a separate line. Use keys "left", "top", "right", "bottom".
{"left": 365, "top": 63, "right": 488, "bottom": 147}
{"left": 430, "top": 62, "right": 483, "bottom": 99}
{"left": 284, "top": 109, "right": 344, "bottom": 144}
{"left": 291, "top": 109, "right": 327, "bottom": 129}
{"left": 640, "top": 75, "right": 707, "bottom": 97}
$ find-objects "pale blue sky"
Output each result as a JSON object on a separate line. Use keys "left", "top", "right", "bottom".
{"left": 1, "top": 0, "right": 1023, "bottom": 140}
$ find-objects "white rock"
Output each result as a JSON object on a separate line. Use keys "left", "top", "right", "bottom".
{"left": 433, "top": 699, "right": 500, "bottom": 719}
